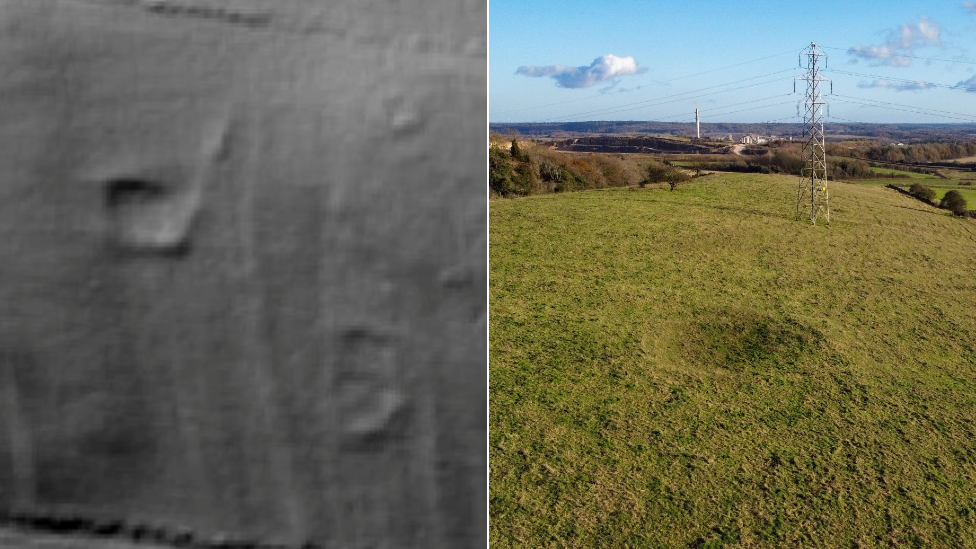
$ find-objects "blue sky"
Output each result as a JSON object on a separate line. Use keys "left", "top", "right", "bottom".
{"left": 489, "top": 1, "right": 976, "bottom": 123}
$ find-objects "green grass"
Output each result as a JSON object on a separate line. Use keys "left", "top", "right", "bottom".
{"left": 846, "top": 179, "right": 896, "bottom": 186}
{"left": 867, "top": 166, "right": 938, "bottom": 179}
{"left": 885, "top": 180, "right": 976, "bottom": 207}
{"left": 490, "top": 174, "right": 976, "bottom": 548}
{"left": 933, "top": 187, "right": 976, "bottom": 205}
{"left": 939, "top": 169, "right": 976, "bottom": 182}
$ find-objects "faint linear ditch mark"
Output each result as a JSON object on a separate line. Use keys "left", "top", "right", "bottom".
{"left": 76, "top": 0, "right": 485, "bottom": 56}
{"left": 0, "top": 511, "right": 323, "bottom": 549}
{"left": 138, "top": 1, "right": 274, "bottom": 29}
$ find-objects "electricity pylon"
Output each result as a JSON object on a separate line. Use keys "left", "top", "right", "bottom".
{"left": 795, "top": 42, "right": 830, "bottom": 225}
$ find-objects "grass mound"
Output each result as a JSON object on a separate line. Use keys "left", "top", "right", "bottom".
{"left": 490, "top": 173, "right": 976, "bottom": 548}
{"left": 682, "top": 310, "right": 826, "bottom": 370}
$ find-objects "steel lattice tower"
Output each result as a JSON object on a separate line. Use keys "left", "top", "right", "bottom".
{"left": 795, "top": 42, "right": 830, "bottom": 225}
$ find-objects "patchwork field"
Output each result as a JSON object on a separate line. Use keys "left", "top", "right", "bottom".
{"left": 946, "top": 155, "right": 976, "bottom": 163}
{"left": 883, "top": 179, "right": 976, "bottom": 207}
{"left": 867, "top": 166, "right": 938, "bottom": 179}
{"left": 932, "top": 187, "right": 976, "bottom": 204}
{"left": 490, "top": 174, "right": 976, "bottom": 547}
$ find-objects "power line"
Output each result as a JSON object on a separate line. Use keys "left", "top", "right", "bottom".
{"left": 548, "top": 71, "right": 799, "bottom": 121}
{"left": 659, "top": 111, "right": 803, "bottom": 127}
{"left": 825, "top": 114, "right": 867, "bottom": 124}
{"left": 554, "top": 76, "right": 797, "bottom": 121}
{"left": 660, "top": 97, "right": 807, "bottom": 123}
{"left": 829, "top": 97, "right": 976, "bottom": 122}
{"left": 657, "top": 48, "right": 801, "bottom": 83}
{"left": 819, "top": 45, "right": 976, "bottom": 66}
{"left": 546, "top": 68, "right": 797, "bottom": 120}
{"left": 489, "top": 93, "right": 626, "bottom": 117}
{"left": 493, "top": 46, "right": 976, "bottom": 125}
{"left": 826, "top": 69, "right": 976, "bottom": 93}
{"left": 656, "top": 93, "right": 794, "bottom": 121}
{"left": 700, "top": 99, "right": 796, "bottom": 119}
{"left": 830, "top": 93, "right": 976, "bottom": 120}
{"left": 488, "top": 48, "right": 800, "bottom": 116}
{"left": 831, "top": 98, "right": 976, "bottom": 122}
{"left": 763, "top": 115, "right": 803, "bottom": 123}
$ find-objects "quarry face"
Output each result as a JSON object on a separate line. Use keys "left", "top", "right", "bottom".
{"left": 0, "top": 1, "right": 485, "bottom": 547}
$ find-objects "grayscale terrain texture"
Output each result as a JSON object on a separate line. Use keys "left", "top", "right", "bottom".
{"left": 0, "top": 1, "right": 486, "bottom": 547}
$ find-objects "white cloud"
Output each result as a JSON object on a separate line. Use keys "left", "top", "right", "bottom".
{"left": 516, "top": 54, "right": 646, "bottom": 89}
{"left": 956, "top": 74, "right": 976, "bottom": 91}
{"left": 847, "top": 16, "right": 942, "bottom": 67}
{"left": 897, "top": 16, "right": 941, "bottom": 48}
{"left": 964, "top": 2, "right": 976, "bottom": 14}
{"left": 857, "top": 79, "right": 936, "bottom": 91}
{"left": 847, "top": 45, "right": 912, "bottom": 67}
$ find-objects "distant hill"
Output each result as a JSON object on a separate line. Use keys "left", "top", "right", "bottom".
{"left": 489, "top": 121, "right": 976, "bottom": 142}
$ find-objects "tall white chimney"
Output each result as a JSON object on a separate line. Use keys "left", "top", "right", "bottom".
{"left": 695, "top": 108, "right": 700, "bottom": 139}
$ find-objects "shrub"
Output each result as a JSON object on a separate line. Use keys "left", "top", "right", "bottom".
{"left": 664, "top": 167, "right": 692, "bottom": 191}
{"left": 489, "top": 147, "right": 515, "bottom": 197}
{"left": 510, "top": 139, "right": 528, "bottom": 161}
{"left": 591, "top": 154, "right": 631, "bottom": 188}
{"left": 830, "top": 157, "right": 871, "bottom": 179}
{"left": 770, "top": 150, "right": 805, "bottom": 175}
{"left": 513, "top": 162, "right": 534, "bottom": 194}
{"left": 566, "top": 157, "right": 605, "bottom": 188}
{"left": 554, "top": 174, "right": 585, "bottom": 193}
{"left": 643, "top": 162, "right": 691, "bottom": 190}
{"left": 908, "top": 183, "right": 936, "bottom": 202}
{"left": 940, "top": 190, "right": 969, "bottom": 216}
{"left": 644, "top": 161, "right": 670, "bottom": 185}
{"left": 538, "top": 160, "right": 563, "bottom": 183}
{"left": 490, "top": 147, "right": 532, "bottom": 197}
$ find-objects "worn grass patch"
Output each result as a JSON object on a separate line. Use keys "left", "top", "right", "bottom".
{"left": 490, "top": 173, "right": 976, "bottom": 548}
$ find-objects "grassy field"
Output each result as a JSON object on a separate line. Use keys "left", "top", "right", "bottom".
{"left": 933, "top": 167, "right": 976, "bottom": 182}
{"left": 490, "top": 173, "right": 976, "bottom": 548}
{"left": 846, "top": 178, "right": 896, "bottom": 186}
{"left": 883, "top": 180, "right": 976, "bottom": 206}
{"left": 932, "top": 187, "right": 976, "bottom": 205}
{"left": 946, "top": 155, "right": 976, "bottom": 163}
{"left": 867, "top": 166, "right": 938, "bottom": 179}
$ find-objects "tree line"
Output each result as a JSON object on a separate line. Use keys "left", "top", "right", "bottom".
{"left": 489, "top": 137, "right": 698, "bottom": 198}
{"left": 906, "top": 183, "right": 971, "bottom": 216}
{"left": 686, "top": 149, "right": 906, "bottom": 180}
{"left": 490, "top": 138, "right": 640, "bottom": 197}
{"left": 489, "top": 136, "right": 976, "bottom": 198}
{"left": 826, "top": 141, "right": 976, "bottom": 165}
